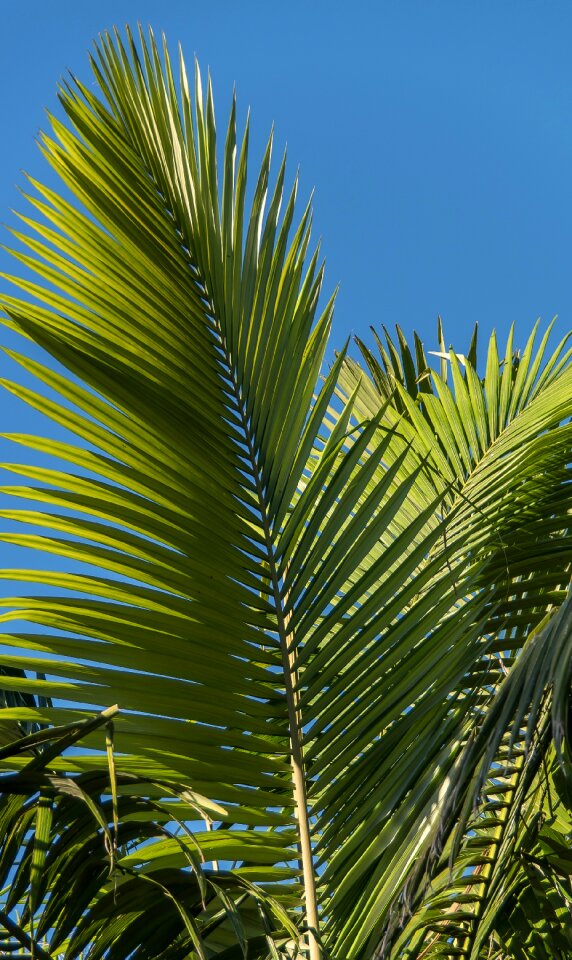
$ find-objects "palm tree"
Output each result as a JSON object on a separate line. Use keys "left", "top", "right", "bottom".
{"left": 0, "top": 26, "right": 571, "bottom": 959}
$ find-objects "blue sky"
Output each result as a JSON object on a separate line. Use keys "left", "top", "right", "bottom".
{"left": 1, "top": 1, "right": 571, "bottom": 366}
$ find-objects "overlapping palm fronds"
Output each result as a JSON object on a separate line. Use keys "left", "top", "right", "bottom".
{"left": 337, "top": 323, "right": 572, "bottom": 958}
{"left": 0, "top": 711, "right": 296, "bottom": 959}
{"left": 0, "top": 27, "right": 571, "bottom": 960}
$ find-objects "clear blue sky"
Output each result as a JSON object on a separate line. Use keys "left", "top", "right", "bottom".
{"left": 1, "top": 1, "right": 571, "bottom": 370}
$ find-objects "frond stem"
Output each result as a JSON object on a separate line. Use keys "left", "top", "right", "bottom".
{"left": 219, "top": 337, "right": 321, "bottom": 960}
{"left": 245, "top": 427, "right": 321, "bottom": 960}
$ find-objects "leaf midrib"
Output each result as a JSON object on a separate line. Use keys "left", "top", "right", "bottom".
{"left": 215, "top": 323, "right": 321, "bottom": 958}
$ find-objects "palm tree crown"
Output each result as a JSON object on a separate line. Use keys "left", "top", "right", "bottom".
{"left": 0, "top": 26, "right": 571, "bottom": 960}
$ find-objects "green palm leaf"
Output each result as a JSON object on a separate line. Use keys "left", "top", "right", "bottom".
{"left": 334, "top": 324, "right": 572, "bottom": 958}
{"left": 0, "top": 24, "right": 336, "bottom": 956}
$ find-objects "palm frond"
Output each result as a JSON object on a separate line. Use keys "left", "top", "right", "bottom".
{"left": 324, "top": 323, "right": 572, "bottom": 956}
